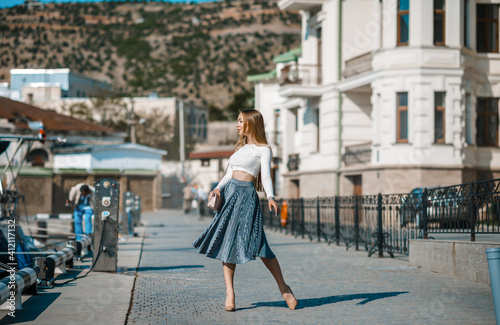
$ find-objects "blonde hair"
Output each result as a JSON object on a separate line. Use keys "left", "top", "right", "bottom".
{"left": 234, "top": 109, "right": 271, "bottom": 191}
{"left": 235, "top": 109, "right": 268, "bottom": 149}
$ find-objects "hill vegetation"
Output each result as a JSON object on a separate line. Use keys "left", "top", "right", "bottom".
{"left": 0, "top": 0, "right": 301, "bottom": 112}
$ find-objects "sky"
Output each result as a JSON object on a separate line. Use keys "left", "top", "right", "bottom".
{"left": 0, "top": 0, "right": 217, "bottom": 9}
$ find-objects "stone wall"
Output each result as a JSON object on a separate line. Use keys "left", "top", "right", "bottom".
{"left": 409, "top": 239, "right": 500, "bottom": 285}
{"left": 17, "top": 175, "right": 53, "bottom": 215}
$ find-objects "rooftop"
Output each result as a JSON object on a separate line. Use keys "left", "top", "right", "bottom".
{"left": 0, "top": 96, "right": 115, "bottom": 133}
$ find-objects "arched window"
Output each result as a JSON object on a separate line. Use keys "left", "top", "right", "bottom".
{"left": 27, "top": 149, "right": 49, "bottom": 167}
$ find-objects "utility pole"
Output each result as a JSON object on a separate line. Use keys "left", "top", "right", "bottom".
{"left": 129, "top": 97, "right": 136, "bottom": 144}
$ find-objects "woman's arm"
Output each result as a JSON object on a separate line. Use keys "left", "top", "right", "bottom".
{"left": 216, "top": 164, "right": 233, "bottom": 192}
{"left": 260, "top": 146, "right": 274, "bottom": 199}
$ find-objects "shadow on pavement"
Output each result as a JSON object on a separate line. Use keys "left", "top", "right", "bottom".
{"left": 0, "top": 292, "right": 61, "bottom": 324}
{"left": 242, "top": 291, "right": 409, "bottom": 310}
{"left": 118, "top": 265, "right": 205, "bottom": 272}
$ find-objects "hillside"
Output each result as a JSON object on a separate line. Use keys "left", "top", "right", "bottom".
{"left": 0, "top": 0, "right": 301, "bottom": 108}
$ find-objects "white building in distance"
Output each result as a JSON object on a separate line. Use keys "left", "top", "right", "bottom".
{"left": 249, "top": 0, "right": 500, "bottom": 198}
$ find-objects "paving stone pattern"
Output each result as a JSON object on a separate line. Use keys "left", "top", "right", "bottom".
{"left": 127, "top": 210, "right": 496, "bottom": 324}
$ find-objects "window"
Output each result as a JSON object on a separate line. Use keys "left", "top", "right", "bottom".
{"left": 434, "top": 92, "right": 446, "bottom": 143}
{"left": 317, "top": 27, "right": 322, "bottom": 68}
{"left": 397, "top": 92, "right": 409, "bottom": 143}
{"left": 398, "top": 0, "right": 410, "bottom": 46}
{"left": 434, "top": 0, "right": 445, "bottom": 45}
{"left": 477, "top": 4, "right": 499, "bottom": 53}
{"left": 476, "top": 98, "right": 498, "bottom": 147}
{"left": 464, "top": 0, "right": 470, "bottom": 47}
{"left": 314, "top": 109, "right": 320, "bottom": 152}
{"left": 292, "top": 109, "right": 298, "bottom": 132}
{"left": 465, "top": 94, "right": 473, "bottom": 144}
{"left": 274, "top": 110, "right": 281, "bottom": 146}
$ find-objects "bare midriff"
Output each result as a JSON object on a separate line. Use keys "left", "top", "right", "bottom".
{"left": 232, "top": 170, "right": 256, "bottom": 182}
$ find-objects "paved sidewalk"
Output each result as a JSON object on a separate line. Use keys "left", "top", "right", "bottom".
{"left": 128, "top": 210, "right": 496, "bottom": 324}
{"left": 0, "top": 226, "right": 145, "bottom": 325}
{"left": 2, "top": 210, "right": 496, "bottom": 324}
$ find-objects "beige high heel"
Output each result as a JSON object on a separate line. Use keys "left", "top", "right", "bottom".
{"left": 280, "top": 285, "right": 298, "bottom": 310}
{"left": 225, "top": 294, "right": 235, "bottom": 312}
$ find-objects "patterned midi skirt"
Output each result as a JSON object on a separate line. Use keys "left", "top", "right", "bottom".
{"left": 192, "top": 178, "right": 276, "bottom": 264}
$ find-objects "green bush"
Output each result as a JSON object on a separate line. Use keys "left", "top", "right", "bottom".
{"left": 114, "top": 36, "right": 152, "bottom": 60}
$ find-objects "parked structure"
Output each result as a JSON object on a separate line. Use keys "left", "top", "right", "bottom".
{"left": 249, "top": 0, "right": 500, "bottom": 198}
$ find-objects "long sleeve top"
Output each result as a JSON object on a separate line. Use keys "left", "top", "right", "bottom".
{"left": 216, "top": 144, "right": 274, "bottom": 199}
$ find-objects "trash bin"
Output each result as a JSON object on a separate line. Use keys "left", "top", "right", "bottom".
{"left": 486, "top": 247, "right": 500, "bottom": 325}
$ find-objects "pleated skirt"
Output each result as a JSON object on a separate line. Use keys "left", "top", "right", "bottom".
{"left": 192, "top": 178, "right": 276, "bottom": 264}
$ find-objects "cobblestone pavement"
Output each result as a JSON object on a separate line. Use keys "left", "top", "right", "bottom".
{"left": 127, "top": 210, "right": 496, "bottom": 324}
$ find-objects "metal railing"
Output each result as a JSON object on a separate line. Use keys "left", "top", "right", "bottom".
{"left": 260, "top": 178, "right": 500, "bottom": 257}
{"left": 279, "top": 64, "right": 322, "bottom": 86}
{"left": 342, "top": 142, "right": 372, "bottom": 165}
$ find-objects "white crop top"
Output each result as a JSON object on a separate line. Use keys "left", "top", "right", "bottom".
{"left": 216, "top": 144, "right": 274, "bottom": 199}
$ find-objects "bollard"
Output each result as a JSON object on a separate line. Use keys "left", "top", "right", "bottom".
{"left": 133, "top": 195, "right": 141, "bottom": 227}
{"left": 93, "top": 179, "right": 120, "bottom": 272}
{"left": 123, "top": 191, "right": 135, "bottom": 236}
{"left": 487, "top": 247, "right": 500, "bottom": 325}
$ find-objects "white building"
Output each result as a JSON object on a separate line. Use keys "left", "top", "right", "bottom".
{"left": 250, "top": 0, "right": 500, "bottom": 198}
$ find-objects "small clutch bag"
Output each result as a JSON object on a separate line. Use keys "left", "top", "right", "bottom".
{"left": 207, "top": 191, "right": 223, "bottom": 212}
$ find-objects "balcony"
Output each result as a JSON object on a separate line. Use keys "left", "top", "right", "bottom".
{"left": 278, "top": 0, "right": 325, "bottom": 11}
{"left": 342, "top": 142, "right": 372, "bottom": 166}
{"left": 278, "top": 64, "right": 323, "bottom": 98}
{"left": 343, "top": 52, "right": 373, "bottom": 79}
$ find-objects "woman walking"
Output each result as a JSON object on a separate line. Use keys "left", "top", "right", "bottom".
{"left": 193, "top": 109, "right": 298, "bottom": 312}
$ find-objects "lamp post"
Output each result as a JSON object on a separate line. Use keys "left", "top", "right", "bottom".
{"left": 124, "top": 97, "right": 136, "bottom": 144}
{"left": 179, "top": 100, "right": 185, "bottom": 181}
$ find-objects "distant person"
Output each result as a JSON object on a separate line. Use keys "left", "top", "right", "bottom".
{"left": 125, "top": 194, "right": 135, "bottom": 236}
{"left": 197, "top": 185, "right": 208, "bottom": 217}
{"left": 182, "top": 183, "right": 195, "bottom": 214}
{"left": 67, "top": 183, "right": 95, "bottom": 241}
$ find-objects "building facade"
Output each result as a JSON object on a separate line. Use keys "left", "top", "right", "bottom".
{"left": 10, "top": 68, "right": 111, "bottom": 100}
{"left": 252, "top": 0, "right": 500, "bottom": 198}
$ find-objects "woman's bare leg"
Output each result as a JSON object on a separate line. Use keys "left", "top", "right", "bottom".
{"left": 261, "top": 257, "right": 298, "bottom": 310}
{"left": 260, "top": 257, "right": 287, "bottom": 291}
{"left": 222, "top": 262, "right": 236, "bottom": 310}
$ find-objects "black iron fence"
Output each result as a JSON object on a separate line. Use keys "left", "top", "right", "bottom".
{"left": 260, "top": 178, "right": 500, "bottom": 256}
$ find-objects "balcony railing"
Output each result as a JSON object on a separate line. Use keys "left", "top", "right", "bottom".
{"left": 343, "top": 52, "right": 373, "bottom": 78}
{"left": 342, "top": 142, "right": 371, "bottom": 165}
{"left": 279, "top": 64, "right": 322, "bottom": 86}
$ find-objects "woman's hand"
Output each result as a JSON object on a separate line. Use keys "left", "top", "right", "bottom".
{"left": 210, "top": 188, "right": 221, "bottom": 197}
{"left": 268, "top": 198, "right": 278, "bottom": 216}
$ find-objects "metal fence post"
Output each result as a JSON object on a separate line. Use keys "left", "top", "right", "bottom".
{"left": 335, "top": 196, "right": 340, "bottom": 246}
{"left": 470, "top": 181, "right": 476, "bottom": 242}
{"left": 377, "top": 193, "right": 383, "bottom": 258}
{"left": 291, "top": 199, "right": 295, "bottom": 236}
{"left": 422, "top": 188, "right": 428, "bottom": 239}
{"left": 301, "top": 198, "right": 305, "bottom": 239}
{"left": 354, "top": 195, "right": 360, "bottom": 251}
{"left": 316, "top": 197, "right": 321, "bottom": 242}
